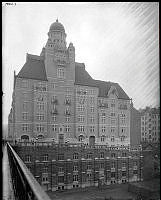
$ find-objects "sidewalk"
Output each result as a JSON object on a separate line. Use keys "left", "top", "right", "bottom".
{"left": 3, "top": 145, "right": 15, "bottom": 200}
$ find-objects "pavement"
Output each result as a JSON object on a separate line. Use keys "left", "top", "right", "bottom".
{"left": 2, "top": 145, "right": 15, "bottom": 200}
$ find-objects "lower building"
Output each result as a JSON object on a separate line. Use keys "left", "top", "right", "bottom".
{"left": 13, "top": 142, "right": 143, "bottom": 191}
{"left": 140, "top": 107, "right": 160, "bottom": 143}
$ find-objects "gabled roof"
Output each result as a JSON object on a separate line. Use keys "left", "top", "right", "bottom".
{"left": 17, "top": 54, "right": 47, "bottom": 81}
{"left": 16, "top": 55, "right": 130, "bottom": 100}
{"left": 75, "top": 62, "right": 130, "bottom": 100}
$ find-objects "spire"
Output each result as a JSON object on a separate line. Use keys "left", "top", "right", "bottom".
{"left": 56, "top": 18, "right": 58, "bottom": 22}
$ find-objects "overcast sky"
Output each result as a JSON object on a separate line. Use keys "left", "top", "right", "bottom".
{"left": 2, "top": 2, "right": 159, "bottom": 125}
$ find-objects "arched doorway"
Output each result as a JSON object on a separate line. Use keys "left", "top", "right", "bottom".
{"left": 21, "top": 135, "right": 29, "bottom": 141}
{"left": 89, "top": 136, "right": 95, "bottom": 146}
{"left": 37, "top": 134, "right": 44, "bottom": 140}
{"left": 78, "top": 135, "right": 85, "bottom": 143}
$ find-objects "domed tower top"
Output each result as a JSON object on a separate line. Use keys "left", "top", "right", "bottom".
{"left": 47, "top": 19, "right": 67, "bottom": 50}
{"left": 49, "top": 19, "right": 65, "bottom": 32}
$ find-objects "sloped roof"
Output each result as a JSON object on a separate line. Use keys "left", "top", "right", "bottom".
{"left": 17, "top": 55, "right": 47, "bottom": 81}
{"left": 16, "top": 56, "right": 130, "bottom": 100}
{"left": 75, "top": 62, "right": 130, "bottom": 100}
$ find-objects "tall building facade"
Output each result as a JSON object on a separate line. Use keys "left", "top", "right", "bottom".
{"left": 140, "top": 107, "right": 160, "bottom": 143}
{"left": 8, "top": 20, "right": 132, "bottom": 146}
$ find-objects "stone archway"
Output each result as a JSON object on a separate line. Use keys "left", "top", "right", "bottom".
{"left": 21, "top": 135, "right": 29, "bottom": 141}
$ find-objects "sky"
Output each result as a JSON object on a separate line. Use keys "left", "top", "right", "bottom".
{"left": 2, "top": 2, "right": 159, "bottom": 125}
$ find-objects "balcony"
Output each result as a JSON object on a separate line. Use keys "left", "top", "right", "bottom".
{"left": 3, "top": 143, "right": 51, "bottom": 200}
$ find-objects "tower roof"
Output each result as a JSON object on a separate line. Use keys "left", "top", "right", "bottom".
{"left": 49, "top": 19, "right": 65, "bottom": 32}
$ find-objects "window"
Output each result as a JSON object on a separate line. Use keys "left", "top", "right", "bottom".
{"left": 87, "top": 173, "right": 92, "bottom": 181}
{"left": 73, "top": 174, "right": 79, "bottom": 182}
{"left": 101, "top": 116, "right": 106, "bottom": 123}
{"left": 78, "top": 105, "right": 85, "bottom": 111}
{"left": 78, "top": 115, "right": 85, "bottom": 122}
{"left": 101, "top": 136, "right": 105, "bottom": 142}
{"left": 21, "top": 80, "right": 28, "bottom": 88}
{"left": 25, "top": 155, "right": 31, "bottom": 162}
{"left": 133, "top": 161, "right": 137, "bottom": 166}
{"left": 111, "top": 136, "right": 115, "bottom": 142}
{"left": 90, "top": 126, "right": 95, "bottom": 133}
{"left": 111, "top": 103, "right": 115, "bottom": 107}
{"left": 58, "top": 167, "right": 64, "bottom": 172}
{"left": 101, "top": 126, "right": 106, "bottom": 133}
{"left": 52, "top": 115, "right": 57, "bottom": 121}
{"left": 90, "top": 107, "right": 94, "bottom": 113}
{"left": 42, "top": 154, "right": 48, "bottom": 162}
{"left": 36, "top": 124, "right": 44, "bottom": 132}
{"left": 121, "top": 128, "right": 125, "bottom": 133}
{"left": 87, "top": 153, "right": 92, "bottom": 159}
{"left": 36, "top": 113, "right": 44, "bottom": 121}
{"left": 58, "top": 176, "right": 64, "bottom": 183}
{"left": 111, "top": 113, "right": 115, "bottom": 117}
{"left": 79, "top": 135, "right": 84, "bottom": 142}
{"left": 65, "top": 116, "right": 69, "bottom": 122}
{"left": 133, "top": 170, "right": 138, "bottom": 175}
{"left": 58, "top": 154, "right": 64, "bottom": 160}
{"left": 121, "top": 136, "right": 125, "bottom": 141}
{"left": 57, "top": 68, "right": 65, "bottom": 78}
{"left": 65, "top": 125, "right": 70, "bottom": 132}
{"left": 22, "top": 124, "right": 28, "bottom": 132}
{"left": 42, "top": 174, "right": 48, "bottom": 183}
{"left": 52, "top": 124, "right": 57, "bottom": 132}
{"left": 122, "top": 161, "right": 126, "bottom": 167}
{"left": 111, "top": 119, "right": 115, "bottom": 124}
{"left": 122, "top": 171, "right": 126, "bottom": 177}
{"left": 73, "top": 153, "right": 79, "bottom": 160}
{"left": 37, "top": 102, "right": 45, "bottom": 110}
{"left": 111, "top": 128, "right": 115, "bottom": 133}
{"left": 23, "top": 102, "right": 27, "bottom": 110}
{"left": 90, "top": 97, "right": 95, "bottom": 104}
{"left": 111, "top": 172, "right": 115, "bottom": 178}
{"left": 65, "top": 97, "right": 71, "bottom": 105}
{"left": 22, "top": 112, "right": 28, "bottom": 120}
{"left": 78, "top": 126, "right": 85, "bottom": 132}
{"left": 90, "top": 116, "right": 94, "bottom": 123}
{"left": 111, "top": 153, "right": 116, "bottom": 158}
{"left": 73, "top": 165, "right": 78, "bottom": 171}
{"left": 111, "top": 162, "right": 115, "bottom": 168}
{"left": 87, "top": 165, "right": 92, "bottom": 170}
{"left": 43, "top": 166, "right": 48, "bottom": 173}
{"left": 122, "top": 152, "right": 127, "bottom": 157}
{"left": 100, "top": 152, "right": 104, "bottom": 158}
{"left": 100, "top": 162, "right": 104, "bottom": 169}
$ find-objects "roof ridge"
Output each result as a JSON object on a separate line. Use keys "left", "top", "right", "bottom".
{"left": 26, "top": 53, "right": 44, "bottom": 61}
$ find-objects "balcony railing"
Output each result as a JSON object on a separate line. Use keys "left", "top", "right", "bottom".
{"left": 6, "top": 142, "right": 51, "bottom": 200}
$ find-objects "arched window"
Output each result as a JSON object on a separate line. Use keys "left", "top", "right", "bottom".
{"left": 37, "top": 134, "right": 44, "bottom": 140}
{"left": 21, "top": 135, "right": 29, "bottom": 141}
{"left": 78, "top": 135, "right": 84, "bottom": 142}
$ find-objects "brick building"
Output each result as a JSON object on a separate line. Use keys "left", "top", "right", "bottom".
{"left": 13, "top": 142, "right": 143, "bottom": 191}
{"left": 8, "top": 19, "right": 133, "bottom": 146}
{"left": 140, "top": 107, "right": 160, "bottom": 143}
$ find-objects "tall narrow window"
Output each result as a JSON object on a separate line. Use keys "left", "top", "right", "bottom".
{"left": 57, "top": 68, "right": 65, "bottom": 78}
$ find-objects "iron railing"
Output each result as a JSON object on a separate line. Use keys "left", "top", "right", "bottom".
{"left": 7, "top": 142, "right": 51, "bottom": 200}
